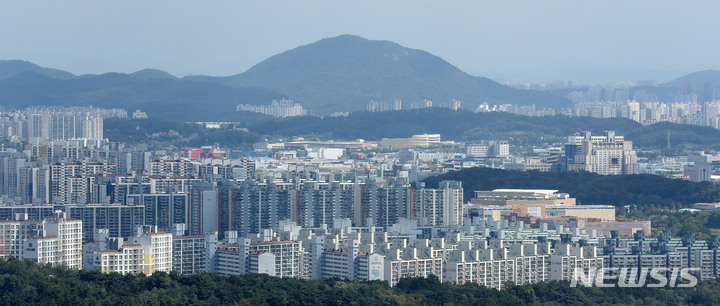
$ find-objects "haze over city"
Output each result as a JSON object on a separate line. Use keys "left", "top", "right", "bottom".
{"left": 2, "top": 1, "right": 719, "bottom": 84}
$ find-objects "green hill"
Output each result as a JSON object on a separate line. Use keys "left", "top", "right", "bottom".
{"left": 0, "top": 59, "right": 77, "bottom": 80}
{"left": 0, "top": 71, "right": 283, "bottom": 121}
{"left": 0, "top": 35, "right": 573, "bottom": 117}
{"left": 246, "top": 108, "right": 720, "bottom": 149}
{"left": 423, "top": 167, "right": 720, "bottom": 208}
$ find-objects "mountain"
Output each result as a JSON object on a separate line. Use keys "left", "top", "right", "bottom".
{"left": 627, "top": 70, "right": 720, "bottom": 103}
{"left": 0, "top": 35, "right": 581, "bottom": 116}
{"left": 130, "top": 68, "right": 178, "bottom": 80}
{"left": 196, "top": 35, "right": 573, "bottom": 113}
{"left": 548, "top": 69, "right": 720, "bottom": 103}
{"left": 0, "top": 60, "right": 76, "bottom": 80}
{"left": 0, "top": 71, "right": 283, "bottom": 121}
{"left": 664, "top": 70, "right": 720, "bottom": 88}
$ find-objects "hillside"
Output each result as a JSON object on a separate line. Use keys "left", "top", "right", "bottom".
{"left": 0, "top": 60, "right": 76, "bottom": 80}
{"left": 665, "top": 70, "right": 720, "bottom": 88}
{"left": 0, "top": 36, "right": 573, "bottom": 117}
{"left": 103, "top": 118, "right": 264, "bottom": 147}
{"left": 423, "top": 167, "right": 720, "bottom": 208}
{"left": 199, "top": 35, "right": 573, "bottom": 113}
{"left": 0, "top": 71, "right": 283, "bottom": 121}
{"left": 246, "top": 108, "right": 720, "bottom": 149}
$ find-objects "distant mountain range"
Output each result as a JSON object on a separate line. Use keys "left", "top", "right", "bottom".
{"left": 636, "top": 69, "right": 720, "bottom": 102}
{"left": 0, "top": 35, "right": 572, "bottom": 118}
{"left": 664, "top": 70, "right": 720, "bottom": 88}
{"left": 0, "top": 60, "right": 76, "bottom": 80}
{"left": 548, "top": 69, "right": 720, "bottom": 103}
{"left": 1, "top": 35, "right": 719, "bottom": 120}
{"left": 188, "top": 35, "right": 573, "bottom": 112}
{"left": 0, "top": 69, "right": 282, "bottom": 121}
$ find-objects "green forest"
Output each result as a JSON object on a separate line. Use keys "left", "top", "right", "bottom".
{"left": 617, "top": 207, "right": 720, "bottom": 240}
{"left": 104, "top": 118, "right": 263, "bottom": 148}
{"left": 423, "top": 167, "right": 720, "bottom": 208}
{"left": 2, "top": 259, "right": 720, "bottom": 305}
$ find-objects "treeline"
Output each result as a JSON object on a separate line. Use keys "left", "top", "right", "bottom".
{"left": 245, "top": 108, "right": 720, "bottom": 149}
{"left": 618, "top": 207, "right": 720, "bottom": 240}
{"left": 422, "top": 167, "right": 720, "bottom": 208}
{"left": 104, "top": 119, "right": 262, "bottom": 148}
{"left": 2, "top": 259, "right": 720, "bottom": 305}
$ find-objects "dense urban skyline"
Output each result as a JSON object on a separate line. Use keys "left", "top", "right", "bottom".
{"left": 4, "top": 2, "right": 720, "bottom": 301}
{"left": 1, "top": 1, "right": 719, "bottom": 84}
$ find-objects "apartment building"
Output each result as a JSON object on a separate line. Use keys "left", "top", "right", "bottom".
{"left": 91, "top": 228, "right": 173, "bottom": 275}
{"left": 0, "top": 211, "right": 83, "bottom": 269}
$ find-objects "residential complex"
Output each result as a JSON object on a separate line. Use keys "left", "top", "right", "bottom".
{"left": 236, "top": 99, "right": 308, "bottom": 118}
{"left": 0, "top": 120, "right": 718, "bottom": 290}
{"left": 0, "top": 106, "right": 114, "bottom": 147}
{"left": 0, "top": 211, "right": 82, "bottom": 268}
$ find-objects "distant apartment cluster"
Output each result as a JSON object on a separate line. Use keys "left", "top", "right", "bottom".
{"left": 573, "top": 100, "right": 720, "bottom": 129}
{"left": 367, "top": 99, "right": 461, "bottom": 112}
{"left": 0, "top": 106, "right": 114, "bottom": 147}
{"left": 369, "top": 98, "right": 720, "bottom": 130}
{"left": 236, "top": 98, "right": 307, "bottom": 118}
{"left": 474, "top": 102, "right": 559, "bottom": 117}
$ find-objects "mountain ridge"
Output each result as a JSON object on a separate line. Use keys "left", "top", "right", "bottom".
{"left": 204, "top": 35, "right": 573, "bottom": 112}
{"left": 0, "top": 70, "right": 284, "bottom": 121}
{"left": 664, "top": 69, "right": 720, "bottom": 88}
{"left": 0, "top": 60, "right": 77, "bottom": 80}
{"left": 2, "top": 35, "right": 719, "bottom": 117}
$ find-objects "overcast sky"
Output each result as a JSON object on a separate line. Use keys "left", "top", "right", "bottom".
{"left": 1, "top": 1, "right": 718, "bottom": 84}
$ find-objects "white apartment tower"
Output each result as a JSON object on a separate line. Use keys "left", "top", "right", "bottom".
{"left": 566, "top": 131, "right": 639, "bottom": 175}
{"left": 92, "top": 228, "right": 173, "bottom": 275}
{"left": 0, "top": 211, "right": 83, "bottom": 269}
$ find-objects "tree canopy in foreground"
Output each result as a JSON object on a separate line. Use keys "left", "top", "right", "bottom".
{"left": 2, "top": 259, "right": 720, "bottom": 305}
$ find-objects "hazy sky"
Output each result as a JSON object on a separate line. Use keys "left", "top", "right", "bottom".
{"left": 1, "top": 1, "right": 719, "bottom": 84}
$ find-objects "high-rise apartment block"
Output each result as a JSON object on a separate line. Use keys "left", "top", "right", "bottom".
{"left": 88, "top": 226, "right": 172, "bottom": 275}
{"left": 0, "top": 211, "right": 83, "bottom": 269}
{"left": 236, "top": 99, "right": 307, "bottom": 118}
{"left": 565, "top": 131, "right": 639, "bottom": 175}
